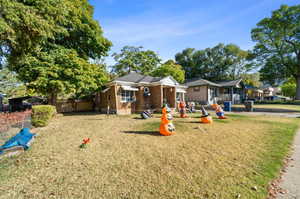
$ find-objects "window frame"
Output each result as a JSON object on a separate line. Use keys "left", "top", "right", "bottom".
{"left": 120, "top": 89, "right": 135, "bottom": 103}
{"left": 193, "top": 87, "right": 200, "bottom": 92}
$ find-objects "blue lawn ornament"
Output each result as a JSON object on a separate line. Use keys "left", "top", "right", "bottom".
{"left": 0, "top": 128, "right": 35, "bottom": 155}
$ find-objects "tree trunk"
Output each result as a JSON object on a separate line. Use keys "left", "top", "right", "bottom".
{"left": 296, "top": 75, "right": 300, "bottom": 100}
{"left": 48, "top": 92, "right": 57, "bottom": 105}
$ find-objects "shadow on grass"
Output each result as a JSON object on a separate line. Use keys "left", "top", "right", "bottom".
{"left": 132, "top": 117, "right": 145, "bottom": 120}
{"left": 123, "top": 131, "right": 162, "bottom": 136}
{"left": 62, "top": 112, "right": 101, "bottom": 116}
{"left": 177, "top": 121, "right": 200, "bottom": 124}
{"left": 190, "top": 115, "right": 214, "bottom": 119}
{"left": 226, "top": 114, "right": 248, "bottom": 119}
{"left": 213, "top": 119, "right": 230, "bottom": 123}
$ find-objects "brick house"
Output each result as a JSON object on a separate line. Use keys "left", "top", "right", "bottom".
{"left": 95, "top": 72, "right": 187, "bottom": 114}
{"left": 185, "top": 78, "right": 246, "bottom": 104}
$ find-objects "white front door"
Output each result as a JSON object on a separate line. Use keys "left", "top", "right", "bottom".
{"left": 208, "top": 87, "right": 218, "bottom": 104}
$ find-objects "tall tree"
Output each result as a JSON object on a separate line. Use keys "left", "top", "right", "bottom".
{"left": 240, "top": 73, "right": 262, "bottom": 88}
{"left": 251, "top": 4, "right": 300, "bottom": 99}
{"left": 0, "top": 0, "right": 112, "bottom": 104}
{"left": 20, "top": 48, "right": 109, "bottom": 104}
{"left": 175, "top": 44, "right": 252, "bottom": 81}
{"left": 225, "top": 44, "right": 254, "bottom": 80}
{"left": 150, "top": 60, "right": 185, "bottom": 83}
{"left": 281, "top": 78, "right": 296, "bottom": 99}
{"left": 112, "top": 46, "right": 161, "bottom": 76}
{"left": 174, "top": 48, "right": 196, "bottom": 79}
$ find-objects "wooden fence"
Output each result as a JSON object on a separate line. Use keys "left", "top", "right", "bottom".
{"left": 56, "top": 100, "right": 94, "bottom": 113}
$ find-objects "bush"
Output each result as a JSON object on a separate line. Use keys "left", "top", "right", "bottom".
{"left": 31, "top": 105, "right": 56, "bottom": 127}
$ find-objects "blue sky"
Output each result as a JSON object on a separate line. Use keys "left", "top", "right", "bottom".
{"left": 89, "top": 0, "right": 299, "bottom": 64}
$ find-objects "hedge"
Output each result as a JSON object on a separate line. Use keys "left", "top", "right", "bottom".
{"left": 31, "top": 105, "right": 57, "bottom": 127}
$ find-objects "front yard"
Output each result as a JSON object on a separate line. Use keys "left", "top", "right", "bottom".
{"left": 0, "top": 113, "right": 299, "bottom": 199}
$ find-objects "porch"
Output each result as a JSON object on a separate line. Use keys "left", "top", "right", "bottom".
{"left": 209, "top": 87, "right": 244, "bottom": 104}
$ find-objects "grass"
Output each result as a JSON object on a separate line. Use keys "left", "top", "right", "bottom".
{"left": 233, "top": 104, "right": 300, "bottom": 112}
{"left": 0, "top": 113, "right": 299, "bottom": 199}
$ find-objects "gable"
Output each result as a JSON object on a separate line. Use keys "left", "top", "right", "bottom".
{"left": 159, "top": 76, "right": 178, "bottom": 86}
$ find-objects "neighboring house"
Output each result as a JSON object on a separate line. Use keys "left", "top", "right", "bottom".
{"left": 261, "top": 87, "right": 287, "bottom": 101}
{"left": 185, "top": 78, "right": 245, "bottom": 104}
{"left": 263, "top": 87, "right": 281, "bottom": 98}
{"left": 8, "top": 96, "right": 44, "bottom": 112}
{"left": 95, "top": 72, "right": 187, "bottom": 115}
{"left": 185, "top": 79, "right": 220, "bottom": 104}
{"left": 245, "top": 85, "right": 264, "bottom": 101}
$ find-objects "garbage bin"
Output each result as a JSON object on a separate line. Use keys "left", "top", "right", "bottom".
{"left": 223, "top": 101, "right": 232, "bottom": 112}
{"left": 244, "top": 101, "right": 254, "bottom": 112}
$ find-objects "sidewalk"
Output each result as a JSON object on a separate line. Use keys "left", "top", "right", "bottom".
{"left": 277, "top": 129, "right": 300, "bottom": 199}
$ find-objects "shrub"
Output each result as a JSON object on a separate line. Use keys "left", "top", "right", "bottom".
{"left": 31, "top": 105, "right": 56, "bottom": 127}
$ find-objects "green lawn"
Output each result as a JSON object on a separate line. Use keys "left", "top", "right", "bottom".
{"left": 0, "top": 113, "right": 299, "bottom": 199}
{"left": 233, "top": 104, "right": 300, "bottom": 112}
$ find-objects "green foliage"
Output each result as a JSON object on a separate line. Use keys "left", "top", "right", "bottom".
{"left": 19, "top": 47, "right": 109, "bottom": 101}
{"left": 150, "top": 60, "right": 185, "bottom": 83}
{"left": 175, "top": 43, "right": 253, "bottom": 81}
{"left": 0, "top": 67, "right": 27, "bottom": 102}
{"left": 112, "top": 46, "right": 161, "bottom": 76}
{"left": 251, "top": 4, "right": 300, "bottom": 98}
{"left": 32, "top": 105, "right": 56, "bottom": 127}
{"left": 281, "top": 78, "right": 296, "bottom": 98}
{"left": 0, "top": 0, "right": 112, "bottom": 103}
{"left": 1, "top": 0, "right": 111, "bottom": 64}
{"left": 240, "top": 73, "right": 262, "bottom": 88}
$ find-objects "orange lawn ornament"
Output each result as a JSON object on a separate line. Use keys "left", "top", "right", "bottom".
{"left": 159, "top": 107, "right": 175, "bottom": 136}
{"left": 200, "top": 105, "right": 213, "bottom": 124}
{"left": 179, "top": 101, "right": 188, "bottom": 118}
{"left": 211, "top": 104, "right": 227, "bottom": 119}
{"left": 79, "top": 138, "right": 91, "bottom": 148}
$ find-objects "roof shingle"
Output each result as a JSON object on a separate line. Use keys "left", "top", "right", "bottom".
{"left": 184, "top": 78, "right": 220, "bottom": 87}
{"left": 115, "top": 72, "right": 163, "bottom": 83}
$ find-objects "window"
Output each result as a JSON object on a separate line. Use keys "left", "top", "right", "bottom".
{"left": 224, "top": 88, "right": 230, "bottom": 94}
{"left": 176, "top": 93, "right": 184, "bottom": 101}
{"left": 121, "top": 90, "right": 134, "bottom": 102}
{"left": 193, "top": 87, "right": 200, "bottom": 91}
{"left": 210, "top": 87, "right": 219, "bottom": 97}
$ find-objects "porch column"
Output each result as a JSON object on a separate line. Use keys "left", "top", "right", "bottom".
{"left": 150, "top": 85, "right": 163, "bottom": 110}
{"left": 114, "top": 85, "right": 119, "bottom": 114}
{"left": 231, "top": 87, "right": 234, "bottom": 103}
{"left": 169, "top": 87, "right": 176, "bottom": 108}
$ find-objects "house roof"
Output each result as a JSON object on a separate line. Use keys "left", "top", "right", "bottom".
{"left": 112, "top": 72, "right": 187, "bottom": 88}
{"left": 8, "top": 96, "right": 44, "bottom": 102}
{"left": 184, "top": 78, "right": 244, "bottom": 88}
{"left": 184, "top": 78, "right": 221, "bottom": 87}
{"left": 115, "top": 72, "right": 163, "bottom": 83}
{"left": 217, "top": 79, "right": 243, "bottom": 87}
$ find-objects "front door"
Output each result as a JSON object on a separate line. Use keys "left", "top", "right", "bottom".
{"left": 163, "top": 87, "right": 176, "bottom": 108}
{"left": 208, "top": 87, "right": 218, "bottom": 104}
